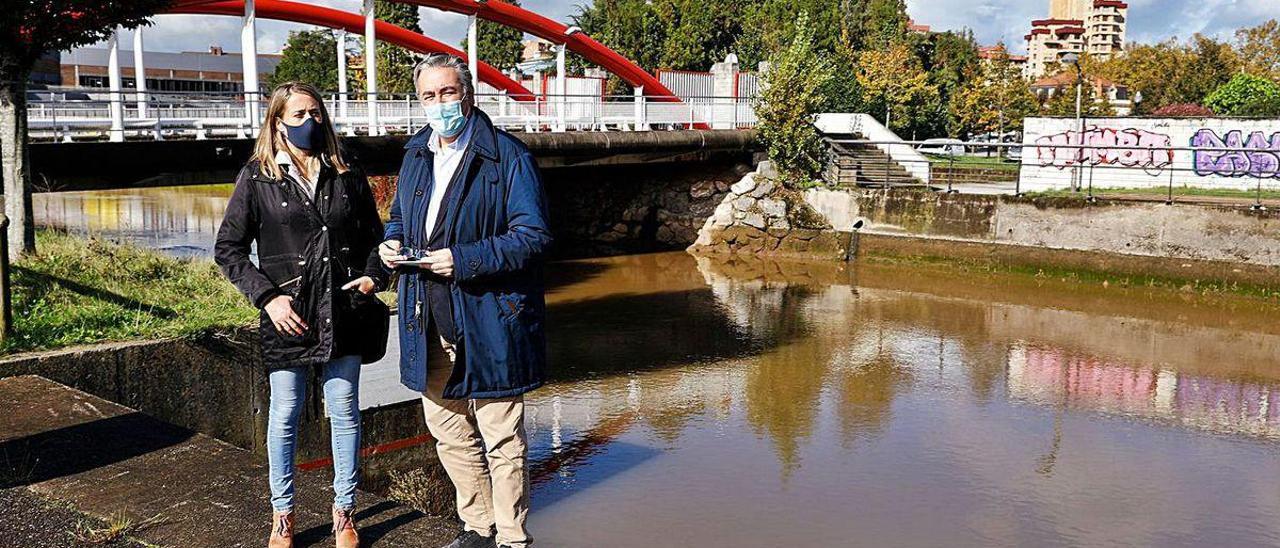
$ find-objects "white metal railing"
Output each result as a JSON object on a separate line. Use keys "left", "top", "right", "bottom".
{"left": 26, "top": 90, "right": 758, "bottom": 142}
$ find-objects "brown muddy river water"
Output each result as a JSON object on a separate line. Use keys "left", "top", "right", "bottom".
{"left": 526, "top": 254, "right": 1280, "bottom": 548}
{"left": 37, "top": 186, "right": 1280, "bottom": 547}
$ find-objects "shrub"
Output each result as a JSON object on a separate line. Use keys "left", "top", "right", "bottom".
{"left": 1203, "top": 73, "right": 1280, "bottom": 117}
{"left": 754, "top": 12, "right": 834, "bottom": 187}
{"left": 1149, "top": 103, "right": 1215, "bottom": 117}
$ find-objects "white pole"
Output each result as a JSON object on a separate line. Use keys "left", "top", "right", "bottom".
{"left": 107, "top": 28, "right": 125, "bottom": 142}
{"left": 633, "top": 86, "right": 644, "bottom": 131}
{"left": 363, "top": 0, "right": 379, "bottom": 136}
{"left": 336, "top": 29, "right": 351, "bottom": 135}
{"left": 555, "top": 43, "right": 566, "bottom": 132}
{"left": 132, "top": 27, "right": 148, "bottom": 118}
{"left": 241, "top": 0, "right": 260, "bottom": 133}
{"left": 467, "top": 15, "right": 479, "bottom": 95}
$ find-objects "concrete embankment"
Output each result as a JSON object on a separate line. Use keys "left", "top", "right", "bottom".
{"left": 0, "top": 326, "right": 447, "bottom": 500}
{"left": 805, "top": 188, "right": 1280, "bottom": 292}
{"left": 0, "top": 375, "right": 455, "bottom": 547}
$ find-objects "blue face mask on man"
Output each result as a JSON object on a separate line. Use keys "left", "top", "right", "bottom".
{"left": 423, "top": 100, "right": 468, "bottom": 138}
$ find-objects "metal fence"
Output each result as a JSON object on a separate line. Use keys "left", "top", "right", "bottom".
{"left": 825, "top": 139, "right": 1278, "bottom": 210}
{"left": 26, "top": 90, "right": 759, "bottom": 142}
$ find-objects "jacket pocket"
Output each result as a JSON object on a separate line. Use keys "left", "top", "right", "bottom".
{"left": 496, "top": 292, "right": 525, "bottom": 324}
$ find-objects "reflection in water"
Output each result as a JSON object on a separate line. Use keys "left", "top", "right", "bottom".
{"left": 34, "top": 184, "right": 232, "bottom": 257}
{"left": 521, "top": 252, "right": 1280, "bottom": 547}
{"left": 1009, "top": 345, "right": 1280, "bottom": 440}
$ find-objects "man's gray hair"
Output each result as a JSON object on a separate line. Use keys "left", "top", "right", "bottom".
{"left": 413, "top": 53, "right": 474, "bottom": 100}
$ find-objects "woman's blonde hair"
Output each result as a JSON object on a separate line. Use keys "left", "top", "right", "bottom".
{"left": 252, "top": 81, "right": 348, "bottom": 180}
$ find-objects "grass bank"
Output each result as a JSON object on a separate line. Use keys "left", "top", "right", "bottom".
{"left": 5, "top": 231, "right": 255, "bottom": 355}
{"left": 1024, "top": 186, "right": 1280, "bottom": 201}
{"left": 860, "top": 251, "right": 1280, "bottom": 303}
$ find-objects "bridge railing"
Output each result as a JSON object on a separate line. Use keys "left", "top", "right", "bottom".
{"left": 26, "top": 90, "right": 758, "bottom": 142}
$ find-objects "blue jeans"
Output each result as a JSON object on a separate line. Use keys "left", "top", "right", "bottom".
{"left": 267, "top": 354, "right": 362, "bottom": 512}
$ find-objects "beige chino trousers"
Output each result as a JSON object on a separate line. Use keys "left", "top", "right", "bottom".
{"left": 422, "top": 327, "right": 531, "bottom": 548}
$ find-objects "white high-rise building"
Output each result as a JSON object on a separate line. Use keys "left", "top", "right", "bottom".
{"left": 1023, "top": 0, "right": 1128, "bottom": 79}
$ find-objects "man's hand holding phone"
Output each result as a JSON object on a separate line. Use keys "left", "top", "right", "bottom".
{"left": 378, "top": 240, "right": 453, "bottom": 277}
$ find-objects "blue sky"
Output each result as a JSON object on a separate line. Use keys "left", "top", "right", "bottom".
{"left": 95, "top": 0, "right": 1280, "bottom": 56}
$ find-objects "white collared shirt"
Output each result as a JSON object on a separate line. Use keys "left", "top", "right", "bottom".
{"left": 424, "top": 116, "right": 475, "bottom": 240}
{"left": 274, "top": 150, "right": 319, "bottom": 198}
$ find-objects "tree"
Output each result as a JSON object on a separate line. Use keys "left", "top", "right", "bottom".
{"left": 1203, "top": 73, "right": 1280, "bottom": 117}
{"left": 3, "top": 1, "right": 169, "bottom": 258}
{"left": 755, "top": 12, "right": 834, "bottom": 187}
{"left": 856, "top": 43, "right": 938, "bottom": 133}
{"left": 375, "top": 0, "right": 420, "bottom": 94}
{"left": 270, "top": 30, "right": 339, "bottom": 90}
{"left": 917, "top": 29, "right": 979, "bottom": 137}
{"left": 949, "top": 45, "right": 1038, "bottom": 139}
{"left": 655, "top": 0, "right": 753, "bottom": 72}
{"left": 471, "top": 0, "right": 524, "bottom": 72}
{"left": 1039, "top": 81, "right": 1115, "bottom": 117}
{"left": 571, "top": 0, "right": 668, "bottom": 93}
{"left": 859, "top": 0, "right": 909, "bottom": 50}
{"left": 1236, "top": 19, "right": 1280, "bottom": 81}
{"left": 1093, "top": 35, "right": 1237, "bottom": 114}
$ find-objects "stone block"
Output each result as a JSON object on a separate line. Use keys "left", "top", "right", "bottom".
{"left": 730, "top": 173, "right": 757, "bottom": 195}
{"left": 759, "top": 198, "right": 787, "bottom": 219}
{"left": 750, "top": 179, "right": 776, "bottom": 198}
{"left": 690, "top": 180, "right": 717, "bottom": 199}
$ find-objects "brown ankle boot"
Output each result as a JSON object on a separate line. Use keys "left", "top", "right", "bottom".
{"left": 268, "top": 511, "right": 294, "bottom": 548}
{"left": 333, "top": 506, "right": 360, "bottom": 548}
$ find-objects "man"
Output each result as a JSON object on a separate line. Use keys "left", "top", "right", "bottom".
{"left": 379, "top": 53, "right": 552, "bottom": 548}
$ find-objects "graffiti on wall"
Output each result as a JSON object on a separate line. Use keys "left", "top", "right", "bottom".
{"left": 1035, "top": 126, "right": 1174, "bottom": 174}
{"left": 1190, "top": 129, "right": 1280, "bottom": 178}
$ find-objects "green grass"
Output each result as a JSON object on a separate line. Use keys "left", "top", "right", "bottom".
{"left": 5, "top": 231, "right": 256, "bottom": 354}
{"left": 861, "top": 252, "right": 1280, "bottom": 302}
{"left": 1024, "top": 186, "right": 1280, "bottom": 201}
{"left": 923, "top": 154, "right": 1020, "bottom": 169}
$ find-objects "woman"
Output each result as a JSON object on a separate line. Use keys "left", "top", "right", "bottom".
{"left": 215, "top": 82, "right": 388, "bottom": 548}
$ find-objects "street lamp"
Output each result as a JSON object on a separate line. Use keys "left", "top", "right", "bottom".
{"left": 1062, "top": 52, "right": 1084, "bottom": 192}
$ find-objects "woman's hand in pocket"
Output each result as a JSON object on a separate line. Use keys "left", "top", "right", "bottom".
{"left": 342, "top": 276, "right": 377, "bottom": 295}
{"left": 265, "top": 295, "right": 308, "bottom": 336}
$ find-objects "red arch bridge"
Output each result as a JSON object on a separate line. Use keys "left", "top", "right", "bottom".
{"left": 28, "top": 0, "right": 761, "bottom": 142}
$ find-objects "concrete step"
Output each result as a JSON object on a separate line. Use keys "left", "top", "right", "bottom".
{"left": 0, "top": 375, "right": 457, "bottom": 548}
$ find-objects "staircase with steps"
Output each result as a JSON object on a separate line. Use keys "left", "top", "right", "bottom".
{"left": 824, "top": 137, "right": 925, "bottom": 188}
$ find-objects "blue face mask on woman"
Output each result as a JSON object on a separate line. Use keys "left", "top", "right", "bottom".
{"left": 423, "top": 100, "right": 468, "bottom": 138}
{"left": 282, "top": 116, "right": 324, "bottom": 151}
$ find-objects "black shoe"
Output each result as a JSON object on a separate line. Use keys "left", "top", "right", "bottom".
{"left": 441, "top": 530, "right": 497, "bottom": 548}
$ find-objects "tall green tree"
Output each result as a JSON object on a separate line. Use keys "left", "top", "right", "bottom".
{"left": 270, "top": 30, "right": 339, "bottom": 90}
{"left": 916, "top": 29, "right": 979, "bottom": 137}
{"left": 375, "top": 0, "right": 421, "bottom": 94}
{"left": 756, "top": 12, "right": 834, "bottom": 187}
{"left": 3, "top": 1, "right": 169, "bottom": 258}
{"left": 859, "top": 0, "right": 909, "bottom": 50}
{"left": 1204, "top": 73, "right": 1280, "bottom": 117}
{"left": 471, "top": 0, "right": 525, "bottom": 72}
